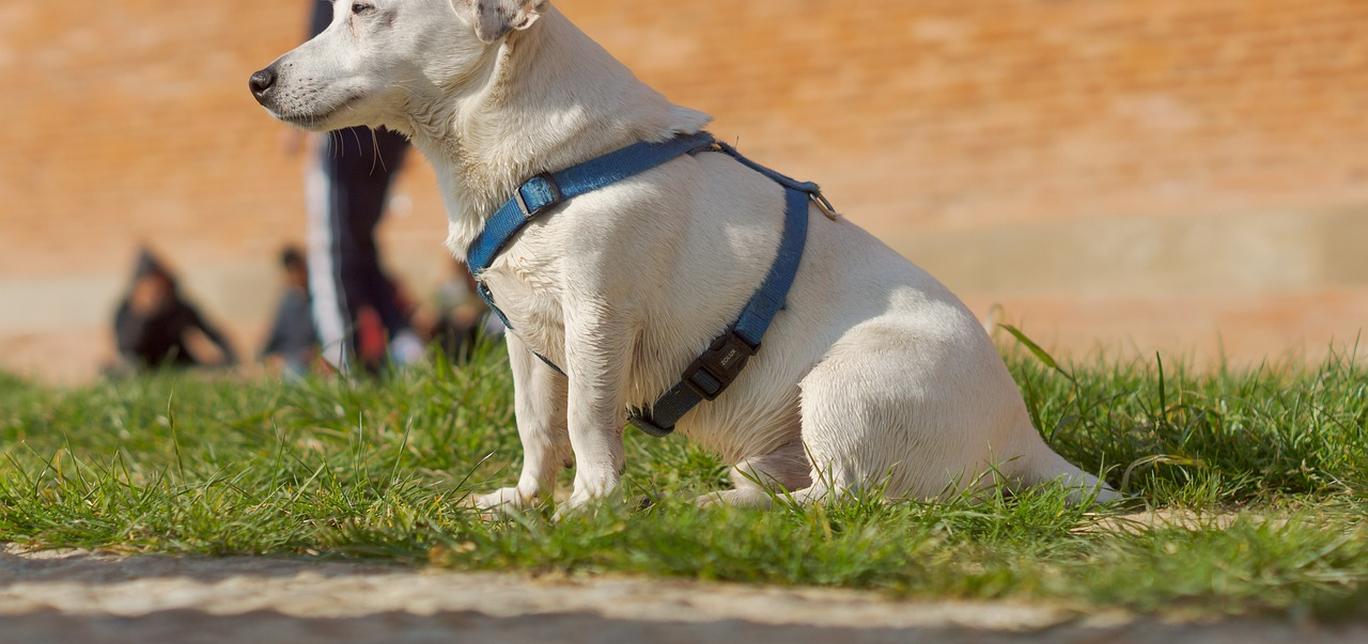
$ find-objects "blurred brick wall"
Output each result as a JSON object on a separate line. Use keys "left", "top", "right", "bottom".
{"left": 1, "top": 0, "right": 1366, "bottom": 381}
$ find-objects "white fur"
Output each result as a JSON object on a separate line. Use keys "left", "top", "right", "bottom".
{"left": 255, "top": 0, "right": 1118, "bottom": 511}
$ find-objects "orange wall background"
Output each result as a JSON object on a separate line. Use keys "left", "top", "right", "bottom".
{"left": 2, "top": 1, "right": 1366, "bottom": 381}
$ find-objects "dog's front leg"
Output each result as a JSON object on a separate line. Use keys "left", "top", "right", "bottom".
{"left": 559, "top": 302, "right": 630, "bottom": 514}
{"left": 474, "top": 333, "right": 569, "bottom": 513}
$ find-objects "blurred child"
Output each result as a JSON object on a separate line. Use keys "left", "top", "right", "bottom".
{"left": 259, "top": 247, "right": 318, "bottom": 379}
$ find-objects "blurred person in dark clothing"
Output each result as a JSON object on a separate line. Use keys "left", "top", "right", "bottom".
{"left": 259, "top": 246, "right": 318, "bottom": 379}
{"left": 428, "top": 256, "right": 503, "bottom": 362}
{"left": 113, "top": 249, "right": 238, "bottom": 371}
{"left": 291, "top": 0, "right": 422, "bottom": 375}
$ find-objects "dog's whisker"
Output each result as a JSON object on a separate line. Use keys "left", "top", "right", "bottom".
{"left": 370, "top": 128, "right": 389, "bottom": 176}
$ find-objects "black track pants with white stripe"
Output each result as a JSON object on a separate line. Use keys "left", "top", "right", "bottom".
{"left": 305, "top": 127, "right": 411, "bottom": 373}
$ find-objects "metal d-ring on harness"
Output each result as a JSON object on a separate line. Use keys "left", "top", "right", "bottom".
{"left": 465, "top": 132, "right": 836, "bottom": 437}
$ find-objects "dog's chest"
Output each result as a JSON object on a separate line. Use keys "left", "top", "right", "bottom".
{"left": 483, "top": 251, "right": 568, "bottom": 360}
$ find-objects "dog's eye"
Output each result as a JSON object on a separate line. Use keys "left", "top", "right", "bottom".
{"left": 351, "top": 3, "right": 374, "bottom": 14}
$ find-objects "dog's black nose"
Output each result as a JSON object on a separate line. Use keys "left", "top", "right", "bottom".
{"left": 249, "top": 66, "right": 278, "bottom": 102}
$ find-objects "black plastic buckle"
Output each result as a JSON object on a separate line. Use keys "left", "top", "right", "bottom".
{"left": 515, "top": 173, "right": 563, "bottom": 218}
{"left": 628, "top": 412, "right": 675, "bottom": 438}
{"left": 682, "top": 329, "right": 758, "bottom": 401}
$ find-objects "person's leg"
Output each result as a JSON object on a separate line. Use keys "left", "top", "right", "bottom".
{"left": 339, "top": 129, "right": 426, "bottom": 366}
{"left": 306, "top": 131, "right": 355, "bottom": 372}
{"left": 342, "top": 129, "right": 412, "bottom": 336}
{"left": 306, "top": 127, "right": 411, "bottom": 374}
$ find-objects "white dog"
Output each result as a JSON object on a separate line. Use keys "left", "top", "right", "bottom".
{"left": 251, "top": 0, "right": 1118, "bottom": 512}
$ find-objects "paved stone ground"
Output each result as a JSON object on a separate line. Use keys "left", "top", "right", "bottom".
{"left": 2, "top": 546, "right": 1364, "bottom": 644}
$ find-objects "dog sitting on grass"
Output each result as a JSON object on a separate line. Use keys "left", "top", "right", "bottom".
{"left": 251, "top": 0, "right": 1118, "bottom": 513}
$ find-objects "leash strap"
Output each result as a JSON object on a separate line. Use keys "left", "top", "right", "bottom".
{"left": 466, "top": 132, "right": 818, "bottom": 437}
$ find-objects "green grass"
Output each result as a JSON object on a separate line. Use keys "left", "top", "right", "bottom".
{"left": 0, "top": 337, "right": 1364, "bottom": 620}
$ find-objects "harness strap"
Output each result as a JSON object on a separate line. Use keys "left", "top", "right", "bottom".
{"left": 627, "top": 185, "right": 810, "bottom": 437}
{"left": 467, "top": 132, "right": 717, "bottom": 272}
{"left": 468, "top": 132, "right": 716, "bottom": 375}
{"left": 467, "top": 132, "right": 820, "bottom": 438}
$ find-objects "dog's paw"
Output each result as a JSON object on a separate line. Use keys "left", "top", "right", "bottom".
{"left": 470, "top": 487, "right": 532, "bottom": 517}
{"left": 551, "top": 482, "right": 618, "bottom": 521}
{"left": 694, "top": 491, "right": 726, "bottom": 508}
{"left": 552, "top": 491, "right": 596, "bottom": 522}
{"left": 694, "top": 488, "right": 775, "bottom": 509}
{"left": 550, "top": 505, "right": 575, "bottom": 522}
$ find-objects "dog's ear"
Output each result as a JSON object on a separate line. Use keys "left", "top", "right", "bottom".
{"left": 454, "top": 0, "right": 548, "bottom": 44}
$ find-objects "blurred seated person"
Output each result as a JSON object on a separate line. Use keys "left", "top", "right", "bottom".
{"left": 259, "top": 246, "right": 318, "bottom": 379}
{"left": 114, "top": 249, "right": 239, "bottom": 371}
{"left": 428, "top": 257, "right": 502, "bottom": 361}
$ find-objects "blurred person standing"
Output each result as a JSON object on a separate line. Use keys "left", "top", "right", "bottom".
{"left": 112, "top": 249, "right": 238, "bottom": 372}
{"left": 290, "top": 0, "right": 424, "bottom": 375}
{"left": 259, "top": 246, "right": 318, "bottom": 379}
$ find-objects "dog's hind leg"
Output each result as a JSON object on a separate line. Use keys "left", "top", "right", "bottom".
{"left": 1002, "top": 428, "right": 1122, "bottom": 505}
{"left": 788, "top": 319, "right": 1014, "bottom": 504}
{"left": 696, "top": 439, "right": 811, "bottom": 508}
{"left": 794, "top": 318, "right": 1121, "bottom": 506}
{"left": 785, "top": 332, "right": 916, "bottom": 504}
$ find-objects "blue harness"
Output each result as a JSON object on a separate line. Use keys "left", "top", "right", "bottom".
{"left": 466, "top": 132, "right": 832, "bottom": 437}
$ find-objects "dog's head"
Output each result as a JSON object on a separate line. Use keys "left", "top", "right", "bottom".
{"left": 250, "top": 0, "right": 547, "bottom": 131}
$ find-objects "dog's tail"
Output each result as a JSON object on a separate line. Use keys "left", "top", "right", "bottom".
{"left": 1004, "top": 427, "right": 1120, "bottom": 505}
